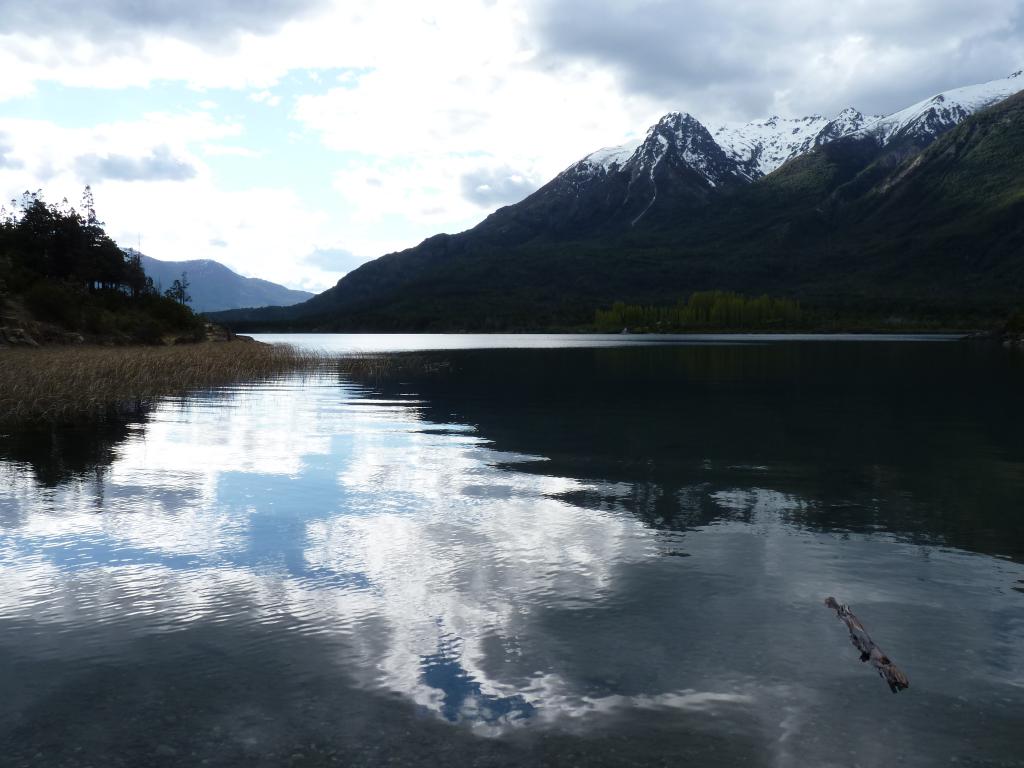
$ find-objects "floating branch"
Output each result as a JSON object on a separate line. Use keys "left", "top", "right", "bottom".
{"left": 825, "top": 597, "right": 909, "bottom": 693}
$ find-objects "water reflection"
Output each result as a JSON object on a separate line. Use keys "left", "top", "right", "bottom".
{"left": 1, "top": 342, "right": 1023, "bottom": 766}
{"left": 357, "top": 344, "right": 1024, "bottom": 558}
{"left": 0, "top": 402, "right": 151, "bottom": 489}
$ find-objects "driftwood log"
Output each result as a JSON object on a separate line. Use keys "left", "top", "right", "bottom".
{"left": 825, "top": 597, "right": 909, "bottom": 693}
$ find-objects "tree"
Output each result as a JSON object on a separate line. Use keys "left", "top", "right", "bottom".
{"left": 80, "top": 185, "right": 99, "bottom": 228}
{"left": 164, "top": 271, "right": 191, "bottom": 306}
{"left": 123, "top": 250, "right": 148, "bottom": 297}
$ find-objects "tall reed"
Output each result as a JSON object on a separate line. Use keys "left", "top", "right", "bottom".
{"left": 0, "top": 343, "right": 331, "bottom": 423}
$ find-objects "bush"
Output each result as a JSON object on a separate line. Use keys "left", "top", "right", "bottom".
{"left": 130, "top": 317, "right": 166, "bottom": 345}
{"left": 83, "top": 307, "right": 118, "bottom": 337}
{"left": 0, "top": 257, "right": 50, "bottom": 295}
{"left": 139, "top": 293, "right": 202, "bottom": 330}
{"left": 24, "top": 281, "right": 84, "bottom": 329}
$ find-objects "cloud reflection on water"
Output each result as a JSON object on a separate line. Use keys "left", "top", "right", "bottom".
{"left": 1, "top": 361, "right": 1023, "bottom": 764}
{"left": 0, "top": 376, "right": 668, "bottom": 728}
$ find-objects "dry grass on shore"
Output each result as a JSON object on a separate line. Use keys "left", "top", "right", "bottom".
{"left": 0, "top": 342, "right": 335, "bottom": 423}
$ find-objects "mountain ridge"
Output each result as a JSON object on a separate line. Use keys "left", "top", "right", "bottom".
{"left": 136, "top": 254, "right": 313, "bottom": 314}
{"left": 211, "top": 71, "right": 1024, "bottom": 331}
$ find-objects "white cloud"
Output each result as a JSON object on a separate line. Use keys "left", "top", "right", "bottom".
{"left": 1, "top": 111, "right": 239, "bottom": 165}
{"left": 102, "top": 182, "right": 338, "bottom": 291}
{"left": 200, "top": 144, "right": 264, "bottom": 158}
{"left": 291, "top": 11, "right": 660, "bottom": 179}
{"left": 526, "top": 0, "right": 1024, "bottom": 119}
{"left": 0, "top": 113, "right": 345, "bottom": 291}
{"left": 76, "top": 145, "right": 197, "bottom": 182}
{"left": 249, "top": 89, "right": 282, "bottom": 107}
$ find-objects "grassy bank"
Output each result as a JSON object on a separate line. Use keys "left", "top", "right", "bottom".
{"left": 0, "top": 342, "right": 335, "bottom": 423}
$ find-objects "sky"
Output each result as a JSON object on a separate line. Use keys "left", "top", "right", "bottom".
{"left": 0, "top": 0, "right": 1021, "bottom": 293}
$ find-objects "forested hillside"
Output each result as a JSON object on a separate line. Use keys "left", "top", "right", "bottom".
{"left": 0, "top": 190, "right": 203, "bottom": 344}
{"left": 212, "top": 89, "right": 1024, "bottom": 332}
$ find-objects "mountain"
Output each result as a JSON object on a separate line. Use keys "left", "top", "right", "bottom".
{"left": 136, "top": 254, "right": 313, "bottom": 313}
{"left": 494, "top": 111, "right": 750, "bottom": 237}
{"left": 211, "top": 71, "right": 1024, "bottom": 331}
{"left": 856, "top": 70, "right": 1023, "bottom": 146}
{"left": 713, "top": 108, "right": 883, "bottom": 179}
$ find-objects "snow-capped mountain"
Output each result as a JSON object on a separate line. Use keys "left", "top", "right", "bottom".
{"left": 629, "top": 112, "right": 750, "bottom": 188}
{"left": 571, "top": 112, "right": 747, "bottom": 187}
{"left": 569, "top": 108, "right": 882, "bottom": 185}
{"left": 577, "top": 141, "right": 641, "bottom": 175}
{"left": 220, "top": 70, "right": 1024, "bottom": 332}
{"left": 566, "top": 107, "right": 885, "bottom": 186}
{"left": 530, "top": 70, "right": 1022, "bottom": 231}
{"left": 857, "top": 70, "right": 1024, "bottom": 145}
{"left": 548, "top": 112, "right": 750, "bottom": 226}
{"left": 713, "top": 114, "right": 829, "bottom": 178}
{"left": 565, "top": 70, "right": 1024, "bottom": 188}
{"left": 502, "top": 112, "right": 750, "bottom": 233}
{"left": 713, "top": 108, "right": 884, "bottom": 178}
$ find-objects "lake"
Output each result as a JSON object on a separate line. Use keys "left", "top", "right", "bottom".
{"left": 1, "top": 335, "right": 1022, "bottom": 767}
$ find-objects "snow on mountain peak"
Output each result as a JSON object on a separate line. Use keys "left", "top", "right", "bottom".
{"left": 564, "top": 69, "right": 1024, "bottom": 189}
{"left": 857, "top": 70, "right": 1024, "bottom": 145}
{"left": 639, "top": 111, "right": 746, "bottom": 187}
{"left": 713, "top": 113, "right": 831, "bottom": 178}
{"left": 658, "top": 111, "right": 701, "bottom": 125}
{"left": 816, "top": 108, "right": 886, "bottom": 146}
{"left": 568, "top": 111, "right": 743, "bottom": 187}
{"left": 712, "top": 106, "right": 896, "bottom": 178}
{"left": 579, "top": 141, "right": 642, "bottom": 173}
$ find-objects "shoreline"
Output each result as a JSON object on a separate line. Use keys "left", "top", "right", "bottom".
{"left": 246, "top": 328, "right": 977, "bottom": 336}
{"left": 3, "top": 329, "right": 1016, "bottom": 424}
{"left": 0, "top": 341, "right": 331, "bottom": 424}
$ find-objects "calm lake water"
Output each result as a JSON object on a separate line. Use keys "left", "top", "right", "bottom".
{"left": 1, "top": 335, "right": 1022, "bottom": 767}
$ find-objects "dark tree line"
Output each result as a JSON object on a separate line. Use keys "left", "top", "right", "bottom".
{"left": 0, "top": 188, "right": 156, "bottom": 297}
{"left": 0, "top": 188, "right": 203, "bottom": 341}
{"left": 595, "top": 291, "right": 805, "bottom": 332}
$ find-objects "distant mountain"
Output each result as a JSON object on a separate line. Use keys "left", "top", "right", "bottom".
{"left": 211, "top": 71, "right": 1024, "bottom": 331}
{"left": 134, "top": 254, "right": 313, "bottom": 313}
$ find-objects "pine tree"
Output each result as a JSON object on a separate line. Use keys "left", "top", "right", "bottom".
{"left": 165, "top": 272, "right": 191, "bottom": 306}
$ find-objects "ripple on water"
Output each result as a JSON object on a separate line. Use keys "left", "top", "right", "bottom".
{"left": 2, "top": 343, "right": 1024, "bottom": 766}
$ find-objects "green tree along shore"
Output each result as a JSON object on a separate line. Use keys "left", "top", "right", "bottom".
{"left": 0, "top": 190, "right": 204, "bottom": 344}
{"left": 595, "top": 292, "right": 805, "bottom": 332}
{"left": 592, "top": 293, "right": 1024, "bottom": 335}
